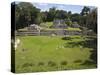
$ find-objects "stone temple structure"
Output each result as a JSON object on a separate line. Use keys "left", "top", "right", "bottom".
{"left": 51, "top": 19, "right": 68, "bottom": 35}
{"left": 53, "top": 19, "right": 68, "bottom": 29}
{"left": 28, "top": 24, "right": 42, "bottom": 31}
{"left": 71, "top": 22, "right": 80, "bottom": 28}
{"left": 16, "top": 20, "right": 82, "bottom": 36}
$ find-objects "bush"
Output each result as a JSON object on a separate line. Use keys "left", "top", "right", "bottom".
{"left": 48, "top": 61, "right": 56, "bottom": 67}
{"left": 62, "top": 37, "right": 72, "bottom": 40}
{"left": 22, "top": 63, "right": 34, "bottom": 67}
{"left": 38, "top": 62, "right": 44, "bottom": 66}
{"left": 61, "top": 61, "right": 67, "bottom": 65}
{"left": 74, "top": 60, "right": 82, "bottom": 63}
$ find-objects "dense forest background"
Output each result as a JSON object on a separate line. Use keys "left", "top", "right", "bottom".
{"left": 11, "top": 2, "right": 97, "bottom": 33}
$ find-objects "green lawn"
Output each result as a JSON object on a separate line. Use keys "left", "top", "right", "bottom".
{"left": 40, "top": 22, "right": 53, "bottom": 28}
{"left": 44, "top": 28, "right": 81, "bottom": 31}
{"left": 67, "top": 27, "right": 81, "bottom": 31}
{"left": 15, "top": 36, "right": 96, "bottom": 73}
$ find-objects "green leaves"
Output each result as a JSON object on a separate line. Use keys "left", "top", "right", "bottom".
{"left": 14, "top": 2, "right": 41, "bottom": 30}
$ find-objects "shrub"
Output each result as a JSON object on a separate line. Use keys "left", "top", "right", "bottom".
{"left": 61, "top": 61, "right": 67, "bottom": 65}
{"left": 74, "top": 60, "right": 82, "bottom": 63}
{"left": 62, "top": 37, "right": 72, "bottom": 40}
{"left": 48, "top": 61, "right": 56, "bottom": 67}
{"left": 22, "top": 63, "right": 34, "bottom": 67}
{"left": 38, "top": 62, "right": 44, "bottom": 66}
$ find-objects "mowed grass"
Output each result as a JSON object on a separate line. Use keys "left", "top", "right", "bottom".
{"left": 67, "top": 27, "right": 81, "bottom": 31}
{"left": 40, "top": 22, "right": 53, "bottom": 28}
{"left": 15, "top": 36, "right": 96, "bottom": 73}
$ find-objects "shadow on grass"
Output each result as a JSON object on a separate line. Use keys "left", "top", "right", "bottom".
{"left": 22, "top": 63, "right": 35, "bottom": 68}
{"left": 62, "top": 37, "right": 72, "bottom": 40}
{"left": 63, "top": 36, "right": 97, "bottom": 67}
{"left": 81, "top": 38, "right": 97, "bottom": 67}
{"left": 81, "top": 60, "right": 96, "bottom": 66}
{"left": 74, "top": 60, "right": 82, "bottom": 63}
{"left": 61, "top": 36, "right": 81, "bottom": 41}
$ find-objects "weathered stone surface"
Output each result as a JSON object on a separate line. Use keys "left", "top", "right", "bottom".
{"left": 16, "top": 30, "right": 82, "bottom": 36}
{"left": 28, "top": 24, "right": 42, "bottom": 31}
{"left": 53, "top": 19, "right": 68, "bottom": 29}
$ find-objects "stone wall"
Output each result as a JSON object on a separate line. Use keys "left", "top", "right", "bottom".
{"left": 16, "top": 30, "right": 82, "bottom": 36}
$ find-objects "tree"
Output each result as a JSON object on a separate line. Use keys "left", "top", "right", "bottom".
{"left": 67, "top": 11, "right": 72, "bottom": 18}
{"left": 46, "top": 7, "right": 57, "bottom": 21}
{"left": 71, "top": 13, "right": 81, "bottom": 23}
{"left": 65, "top": 18, "right": 72, "bottom": 26}
{"left": 80, "top": 6, "right": 90, "bottom": 16}
{"left": 79, "top": 7, "right": 97, "bottom": 33}
{"left": 86, "top": 8, "right": 97, "bottom": 33}
{"left": 41, "top": 11, "right": 48, "bottom": 22}
{"left": 14, "top": 2, "right": 41, "bottom": 30}
{"left": 55, "top": 10, "right": 68, "bottom": 19}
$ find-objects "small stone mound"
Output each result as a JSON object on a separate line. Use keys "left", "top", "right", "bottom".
{"left": 15, "top": 38, "right": 20, "bottom": 50}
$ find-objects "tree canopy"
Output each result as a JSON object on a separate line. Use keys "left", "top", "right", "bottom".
{"left": 12, "top": 2, "right": 97, "bottom": 33}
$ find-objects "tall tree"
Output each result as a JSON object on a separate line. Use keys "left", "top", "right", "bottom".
{"left": 15, "top": 2, "right": 41, "bottom": 30}
{"left": 80, "top": 6, "right": 90, "bottom": 16}
{"left": 86, "top": 8, "right": 97, "bottom": 33}
{"left": 47, "top": 7, "right": 57, "bottom": 21}
{"left": 55, "top": 10, "right": 68, "bottom": 19}
{"left": 71, "top": 13, "right": 81, "bottom": 23}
